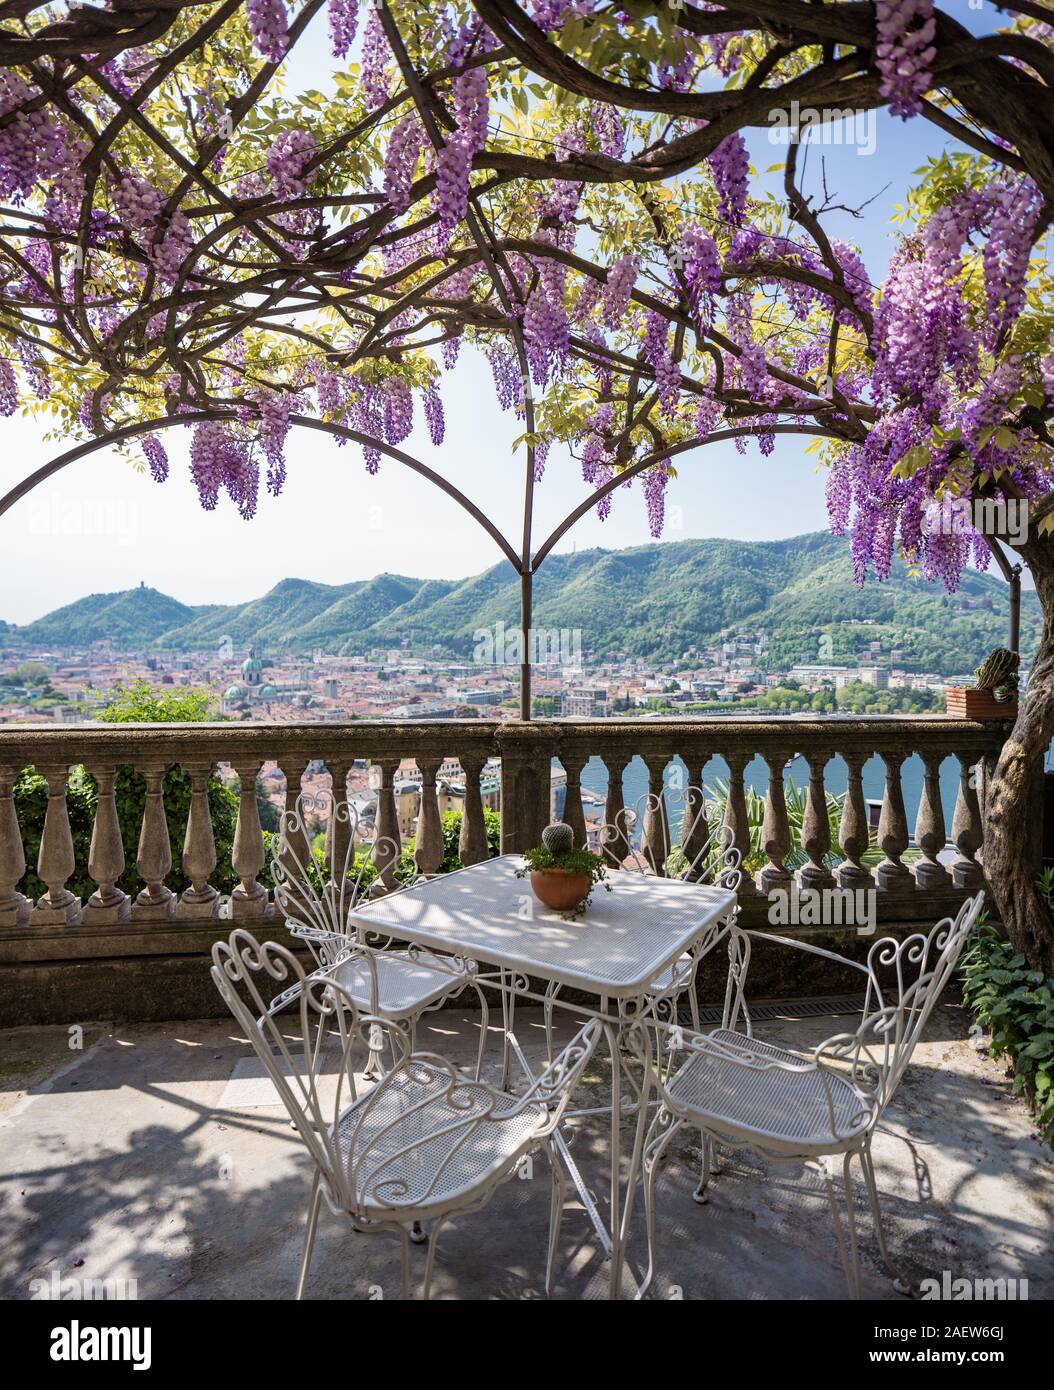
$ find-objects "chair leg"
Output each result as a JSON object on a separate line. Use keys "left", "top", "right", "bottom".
{"left": 636, "top": 1113, "right": 683, "bottom": 1300}
{"left": 545, "top": 1145, "right": 568, "bottom": 1297}
{"left": 500, "top": 972, "right": 515, "bottom": 1092}
{"left": 398, "top": 1224, "right": 411, "bottom": 1300}
{"left": 693, "top": 1133, "right": 715, "bottom": 1204}
{"left": 295, "top": 1172, "right": 322, "bottom": 1301}
{"left": 421, "top": 1215, "right": 447, "bottom": 1300}
{"left": 473, "top": 984, "right": 489, "bottom": 1081}
{"left": 860, "top": 1143, "right": 912, "bottom": 1295}
{"left": 686, "top": 981, "right": 700, "bottom": 1033}
{"left": 819, "top": 1153, "right": 863, "bottom": 1300}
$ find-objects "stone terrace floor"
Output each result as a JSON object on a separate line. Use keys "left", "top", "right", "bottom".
{"left": 1, "top": 998, "right": 1051, "bottom": 1301}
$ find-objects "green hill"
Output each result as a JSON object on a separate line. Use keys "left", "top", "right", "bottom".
{"left": 10, "top": 583, "right": 212, "bottom": 647}
{"left": 3, "top": 533, "right": 1039, "bottom": 676}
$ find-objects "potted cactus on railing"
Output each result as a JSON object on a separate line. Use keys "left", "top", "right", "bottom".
{"left": 516, "top": 821, "right": 609, "bottom": 918}
{"left": 946, "top": 647, "right": 1021, "bottom": 720}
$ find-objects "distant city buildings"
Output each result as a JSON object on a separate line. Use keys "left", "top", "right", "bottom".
{"left": 0, "top": 620, "right": 962, "bottom": 731}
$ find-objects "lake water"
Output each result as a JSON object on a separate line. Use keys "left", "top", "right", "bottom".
{"left": 569, "top": 751, "right": 960, "bottom": 841}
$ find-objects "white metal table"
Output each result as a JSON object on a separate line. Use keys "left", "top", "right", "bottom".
{"left": 347, "top": 854, "right": 737, "bottom": 1297}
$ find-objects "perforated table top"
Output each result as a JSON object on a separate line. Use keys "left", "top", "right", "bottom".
{"left": 348, "top": 855, "right": 737, "bottom": 998}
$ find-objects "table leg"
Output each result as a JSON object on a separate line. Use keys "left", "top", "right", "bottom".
{"left": 604, "top": 1021, "right": 624, "bottom": 1298}
{"left": 617, "top": 1031, "right": 654, "bottom": 1271}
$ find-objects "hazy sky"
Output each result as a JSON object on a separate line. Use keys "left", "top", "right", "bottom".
{"left": 0, "top": 19, "right": 997, "bottom": 625}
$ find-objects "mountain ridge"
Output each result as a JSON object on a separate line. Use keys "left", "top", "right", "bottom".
{"left": 2, "top": 533, "right": 1038, "bottom": 676}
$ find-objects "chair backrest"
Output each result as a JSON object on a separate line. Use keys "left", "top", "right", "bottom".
{"left": 210, "top": 928, "right": 408, "bottom": 1203}
{"left": 599, "top": 783, "right": 742, "bottom": 892}
{"left": 272, "top": 790, "right": 403, "bottom": 965}
{"left": 212, "top": 929, "right": 602, "bottom": 1217}
{"left": 819, "top": 891, "right": 986, "bottom": 1117}
{"left": 635, "top": 893, "right": 985, "bottom": 1144}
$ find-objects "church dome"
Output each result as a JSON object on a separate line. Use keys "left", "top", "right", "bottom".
{"left": 224, "top": 683, "right": 245, "bottom": 700}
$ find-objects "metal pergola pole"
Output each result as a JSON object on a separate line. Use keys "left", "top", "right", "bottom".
{"left": 989, "top": 537, "right": 1024, "bottom": 656}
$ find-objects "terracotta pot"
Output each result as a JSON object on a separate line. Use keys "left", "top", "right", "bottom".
{"left": 530, "top": 868, "right": 592, "bottom": 912}
{"left": 946, "top": 687, "right": 1018, "bottom": 721}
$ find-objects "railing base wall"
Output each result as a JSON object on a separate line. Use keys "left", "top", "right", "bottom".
{"left": 0, "top": 905, "right": 990, "bottom": 1028}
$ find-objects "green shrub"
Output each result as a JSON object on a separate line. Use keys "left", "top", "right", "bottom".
{"left": 398, "top": 808, "right": 501, "bottom": 879}
{"left": 16, "top": 764, "right": 242, "bottom": 901}
{"left": 16, "top": 681, "right": 246, "bottom": 902}
{"left": 961, "top": 921, "right": 1054, "bottom": 1146}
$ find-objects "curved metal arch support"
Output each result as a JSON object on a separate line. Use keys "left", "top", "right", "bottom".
{"left": 531, "top": 422, "right": 845, "bottom": 572}
{"left": 0, "top": 409, "right": 524, "bottom": 574}
{"left": 0, "top": 408, "right": 850, "bottom": 721}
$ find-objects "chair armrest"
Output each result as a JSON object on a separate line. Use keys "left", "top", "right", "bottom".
{"left": 287, "top": 922, "right": 346, "bottom": 943}
{"left": 741, "top": 928, "right": 872, "bottom": 976}
{"left": 511, "top": 1018, "right": 604, "bottom": 1133}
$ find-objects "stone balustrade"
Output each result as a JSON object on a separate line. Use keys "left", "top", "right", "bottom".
{"left": 0, "top": 716, "right": 1007, "bottom": 1024}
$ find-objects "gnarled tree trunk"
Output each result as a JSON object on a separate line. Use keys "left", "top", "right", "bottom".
{"left": 983, "top": 537, "right": 1054, "bottom": 976}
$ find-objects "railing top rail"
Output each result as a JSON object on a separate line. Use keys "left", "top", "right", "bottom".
{"left": 0, "top": 714, "right": 1007, "bottom": 765}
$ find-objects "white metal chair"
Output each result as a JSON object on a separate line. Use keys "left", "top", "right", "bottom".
{"left": 211, "top": 929, "right": 603, "bottom": 1299}
{"left": 632, "top": 892, "right": 986, "bottom": 1299}
{"left": 272, "top": 791, "right": 490, "bottom": 1079}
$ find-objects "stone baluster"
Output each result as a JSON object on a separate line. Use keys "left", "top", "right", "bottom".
{"left": 371, "top": 758, "right": 401, "bottom": 890}
{"left": 0, "top": 764, "right": 29, "bottom": 927}
{"left": 679, "top": 758, "right": 711, "bottom": 880}
{"left": 414, "top": 758, "right": 444, "bottom": 876}
{"left": 324, "top": 760, "right": 352, "bottom": 881}
{"left": 914, "top": 752, "right": 952, "bottom": 890}
{"left": 272, "top": 758, "right": 311, "bottom": 923}
{"left": 722, "top": 751, "right": 757, "bottom": 895}
{"left": 599, "top": 755, "right": 630, "bottom": 868}
{"left": 642, "top": 755, "right": 670, "bottom": 876}
{"left": 458, "top": 754, "right": 488, "bottom": 865}
{"left": 836, "top": 752, "right": 875, "bottom": 890}
{"left": 83, "top": 764, "right": 129, "bottom": 924}
{"left": 758, "top": 751, "right": 793, "bottom": 895}
{"left": 276, "top": 758, "right": 311, "bottom": 873}
{"left": 134, "top": 763, "right": 175, "bottom": 920}
{"left": 560, "top": 752, "right": 588, "bottom": 850}
{"left": 875, "top": 752, "right": 914, "bottom": 893}
{"left": 179, "top": 761, "right": 218, "bottom": 918}
{"left": 34, "top": 763, "right": 81, "bottom": 925}
{"left": 951, "top": 754, "right": 985, "bottom": 889}
{"left": 797, "top": 751, "right": 836, "bottom": 892}
{"left": 230, "top": 760, "right": 268, "bottom": 917}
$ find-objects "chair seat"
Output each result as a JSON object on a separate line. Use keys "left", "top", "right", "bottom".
{"left": 665, "top": 1029, "right": 875, "bottom": 1152}
{"left": 332, "top": 1066, "right": 546, "bottom": 1217}
{"left": 330, "top": 948, "right": 464, "bottom": 1018}
{"left": 647, "top": 952, "right": 693, "bottom": 993}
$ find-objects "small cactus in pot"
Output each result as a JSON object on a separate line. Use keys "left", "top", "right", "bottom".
{"left": 541, "top": 821, "right": 575, "bottom": 856}
{"left": 516, "top": 822, "right": 609, "bottom": 918}
{"left": 974, "top": 647, "right": 1020, "bottom": 703}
